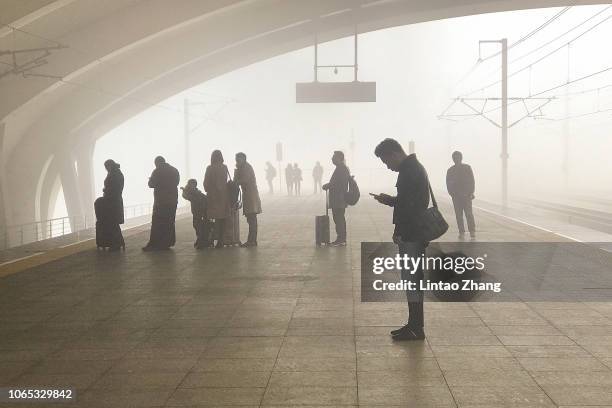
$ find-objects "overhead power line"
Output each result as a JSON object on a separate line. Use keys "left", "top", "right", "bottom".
{"left": 509, "top": 4, "right": 612, "bottom": 65}
{"left": 479, "top": 7, "right": 571, "bottom": 62}
{"left": 452, "top": 7, "right": 573, "bottom": 91}
{"left": 461, "top": 11, "right": 612, "bottom": 98}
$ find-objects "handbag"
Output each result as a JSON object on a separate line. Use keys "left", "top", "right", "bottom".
{"left": 413, "top": 182, "right": 448, "bottom": 242}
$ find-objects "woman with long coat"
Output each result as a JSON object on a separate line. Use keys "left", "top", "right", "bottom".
{"left": 204, "top": 150, "right": 230, "bottom": 248}
{"left": 97, "top": 159, "right": 125, "bottom": 251}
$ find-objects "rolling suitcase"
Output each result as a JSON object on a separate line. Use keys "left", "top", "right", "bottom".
{"left": 94, "top": 197, "right": 112, "bottom": 249}
{"left": 315, "top": 191, "right": 330, "bottom": 246}
{"left": 223, "top": 209, "right": 241, "bottom": 246}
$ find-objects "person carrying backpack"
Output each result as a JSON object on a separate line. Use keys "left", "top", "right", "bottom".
{"left": 322, "top": 151, "right": 350, "bottom": 246}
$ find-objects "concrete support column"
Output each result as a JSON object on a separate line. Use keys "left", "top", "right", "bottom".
{"left": 40, "top": 160, "right": 60, "bottom": 239}
{"left": 57, "top": 151, "right": 84, "bottom": 231}
{"left": 0, "top": 123, "right": 6, "bottom": 226}
{"left": 0, "top": 122, "right": 7, "bottom": 247}
{"left": 75, "top": 143, "right": 96, "bottom": 228}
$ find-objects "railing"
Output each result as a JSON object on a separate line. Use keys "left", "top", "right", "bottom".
{"left": 0, "top": 203, "right": 154, "bottom": 250}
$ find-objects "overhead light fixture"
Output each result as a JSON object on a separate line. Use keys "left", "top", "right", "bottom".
{"left": 296, "top": 26, "right": 376, "bottom": 103}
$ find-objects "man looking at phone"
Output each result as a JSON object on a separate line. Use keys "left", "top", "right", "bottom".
{"left": 372, "top": 138, "right": 429, "bottom": 341}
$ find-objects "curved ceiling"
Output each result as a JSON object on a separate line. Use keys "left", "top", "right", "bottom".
{"left": 1, "top": 0, "right": 607, "bottom": 161}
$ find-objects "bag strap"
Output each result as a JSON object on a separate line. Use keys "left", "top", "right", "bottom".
{"left": 325, "top": 190, "right": 329, "bottom": 216}
{"left": 428, "top": 180, "right": 438, "bottom": 208}
{"left": 226, "top": 168, "right": 233, "bottom": 182}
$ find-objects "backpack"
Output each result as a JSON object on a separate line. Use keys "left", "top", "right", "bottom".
{"left": 345, "top": 175, "right": 360, "bottom": 206}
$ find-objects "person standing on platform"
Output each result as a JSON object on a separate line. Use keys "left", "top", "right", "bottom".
{"left": 101, "top": 159, "right": 125, "bottom": 251}
{"left": 312, "top": 161, "right": 323, "bottom": 194}
{"left": 446, "top": 151, "right": 476, "bottom": 240}
{"left": 143, "top": 156, "right": 180, "bottom": 251}
{"left": 285, "top": 163, "right": 294, "bottom": 196}
{"left": 372, "top": 138, "right": 429, "bottom": 341}
{"left": 265, "top": 162, "right": 276, "bottom": 195}
{"left": 322, "top": 151, "right": 350, "bottom": 246}
{"left": 234, "top": 153, "right": 262, "bottom": 247}
{"left": 293, "top": 163, "right": 302, "bottom": 196}
{"left": 204, "top": 150, "right": 231, "bottom": 248}
{"left": 181, "top": 179, "right": 209, "bottom": 249}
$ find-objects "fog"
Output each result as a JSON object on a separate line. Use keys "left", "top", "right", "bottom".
{"left": 51, "top": 5, "right": 612, "bottom": 217}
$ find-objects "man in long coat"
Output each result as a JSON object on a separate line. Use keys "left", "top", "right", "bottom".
{"left": 143, "top": 156, "right": 180, "bottom": 251}
{"left": 234, "top": 152, "right": 262, "bottom": 247}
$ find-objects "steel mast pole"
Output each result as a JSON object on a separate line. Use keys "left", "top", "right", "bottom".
{"left": 183, "top": 99, "right": 191, "bottom": 180}
{"left": 501, "top": 38, "right": 508, "bottom": 208}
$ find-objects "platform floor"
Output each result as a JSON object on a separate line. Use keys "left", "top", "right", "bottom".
{"left": 1, "top": 195, "right": 612, "bottom": 407}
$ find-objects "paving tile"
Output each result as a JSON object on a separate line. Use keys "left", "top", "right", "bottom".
{"left": 180, "top": 370, "right": 271, "bottom": 388}
{"left": 541, "top": 385, "right": 612, "bottom": 406}
{"left": 450, "top": 385, "right": 556, "bottom": 407}
{"left": 358, "top": 385, "right": 455, "bottom": 407}
{"left": 168, "top": 387, "right": 264, "bottom": 407}
{"left": 274, "top": 356, "right": 356, "bottom": 372}
{"left": 90, "top": 372, "right": 186, "bottom": 390}
{"left": 518, "top": 357, "right": 609, "bottom": 372}
{"left": 262, "top": 385, "right": 357, "bottom": 405}
{"left": 497, "top": 335, "right": 575, "bottom": 346}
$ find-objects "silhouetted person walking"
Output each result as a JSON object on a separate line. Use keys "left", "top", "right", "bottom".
{"left": 373, "top": 138, "right": 428, "bottom": 341}
{"left": 446, "top": 151, "right": 475, "bottom": 240}
{"left": 265, "top": 162, "right": 276, "bottom": 194}
{"left": 235, "top": 153, "right": 262, "bottom": 247}
{"left": 293, "top": 163, "right": 302, "bottom": 196}
{"left": 181, "top": 179, "right": 209, "bottom": 249}
{"left": 285, "top": 164, "right": 294, "bottom": 196}
{"left": 96, "top": 159, "right": 125, "bottom": 251}
{"left": 312, "top": 161, "right": 323, "bottom": 194}
{"left": 322, "top": 151, "right": 349, "bottom": 246}
{"left": 204, "top": 150, "right": 231, "bottom": 248}
{"left": 143, "top": 156, "right": 180, "bottom": 251}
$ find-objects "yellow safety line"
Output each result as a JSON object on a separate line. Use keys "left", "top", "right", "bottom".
{"left": 0, "top": 221, "right": 152, "bottom": 278}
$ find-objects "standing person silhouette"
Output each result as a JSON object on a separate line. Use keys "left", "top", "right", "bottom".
{"left": 235, "top": 153, "right": 262, "bottom": 247}
{"left": 265, "top": 162, "right": 276, "bottom": 195}
{"left": 143, "top": 156, "right": 180, "bottom": 251}
{"left": 446, "top": 151, "right": 476, "bottom": 240}
{"left": 181, "top": 179, "right": 209, "bottom": 249}
{"left": 285, "top": 163, "right": 294, "bottom": 196}
{"left": 312, "top": 161, "right": 323, "bottom": 194}
{"left": 322, "top": 151, "right": 349, "bottom": 246}
{"left": 204, "top": 150, "right": 231, "bottom": 248}
{"left": 293, "top": 163, "right": 302, "bottom": 196}
{"left": 372, "top": 138, "right": 429, "bottom": 341}
{"left": 100, "top": 159, "right": 125, "bottom": 251}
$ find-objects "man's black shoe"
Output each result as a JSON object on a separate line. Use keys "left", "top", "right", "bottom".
{"left": 390, "top": 323, "right": 410, "bottom": 336}
{"left": 392, "top": 326, "right": 425, "bottom": 341}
